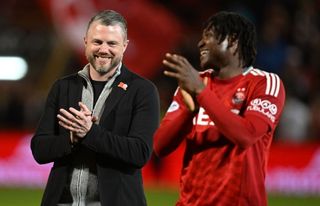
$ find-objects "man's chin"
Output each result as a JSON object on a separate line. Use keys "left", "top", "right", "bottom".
{"left": 95, "top": 66, "right": 110, "bottom": 74}
{"left": 200, "top": 62, "right": 212, "bottom": 71}
{"left": 200, "top": 61, "right": 218, "bottom": 70}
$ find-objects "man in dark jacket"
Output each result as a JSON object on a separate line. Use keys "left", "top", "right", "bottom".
{"left": 31, "top": 10, "right": 160, "bottom": 206}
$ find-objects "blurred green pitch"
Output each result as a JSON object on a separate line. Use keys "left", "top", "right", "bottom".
{"left": 0, "top": 187, "right": 319, "bottom": 206}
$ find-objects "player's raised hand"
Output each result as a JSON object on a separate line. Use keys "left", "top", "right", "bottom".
{"left": 163, "top": 53, "right": 205, "bottom": 96}
{"left": 180, "top": 76, "right": 208, "bottom": 112}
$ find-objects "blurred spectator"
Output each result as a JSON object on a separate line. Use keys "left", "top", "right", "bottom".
{"left": 276, "top": 45, "right": 311, "bottom": 142}
{"left": 277, "top": 95, "right": 311, "bottom": 143}
{"left": 282, "top": 46, "right": 311, "bottom": 103}
{"left": 292, "top": 0, "right": 320, "bottom": 52}
{"left": 3, "top": 91, "right": 25, "bottom": 129}
{"left": 309, "top": 95, "right": 320, "bottom": 140}
{"left": 255, "top": 2, "right": 290, "bottom": 75}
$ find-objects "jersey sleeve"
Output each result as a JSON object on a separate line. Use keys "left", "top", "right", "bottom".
{"left": 153, "top": 87, "right": 194, "bottom": 157}
{"left": 244, "top": 73, "right": 286, "bottom": 130}
{"left": 196, "top": 72, "right": 286, "bottom": 149}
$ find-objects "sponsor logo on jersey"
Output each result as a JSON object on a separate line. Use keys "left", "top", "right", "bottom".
{"left": 247, "top": 98, "right": 277, "bottom": 122}
{"left": 192, "top": 107, "right": 240, "bottom": 126}
{"left": 193, "top": 107, "right": 215, "bottom": 126}
{"left": 167, "top": 101, "right": 179, "bottom": 112}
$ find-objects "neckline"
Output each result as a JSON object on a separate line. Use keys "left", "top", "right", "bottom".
{"left": 212, "top": 66, "right": 252, "bottom": 84}
{"left": 91, "top": 79, "right": 108, "bottom": 84}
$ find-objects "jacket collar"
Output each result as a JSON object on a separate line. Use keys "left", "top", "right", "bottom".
{"left": 68, "top": 64, "right": 132, "bottom": 122}
{"left": 99, "top": 64, "right": 132, "bottom": 123}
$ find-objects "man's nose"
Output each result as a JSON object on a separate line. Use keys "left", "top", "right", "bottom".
{"left": 198, "top": 39, "right": 204, "bottom": 48}
{"left": 99, "top": 43, "right": 110, "bottom": 53}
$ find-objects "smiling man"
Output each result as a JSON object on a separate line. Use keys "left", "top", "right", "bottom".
{"left": 84, "top": 15, "right": 128, "bottom": 80}
{"left": 154, "top": 11, "right": 286, "bottom": 206}
{"left": 31, "top": 10, "right": 160, "bottom": 206}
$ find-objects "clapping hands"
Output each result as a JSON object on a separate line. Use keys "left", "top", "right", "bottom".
{"left": 57, "top": 102, "right": 97, "bottom": 143}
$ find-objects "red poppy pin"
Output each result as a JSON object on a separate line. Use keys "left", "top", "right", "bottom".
{"left": 118, "top": 82, "right": 128, "bottom": 90}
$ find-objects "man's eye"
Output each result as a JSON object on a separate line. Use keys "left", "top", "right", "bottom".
{"left": 108, "top": 42, "right": 117, "bottom": 47}
{"left": 92, "top": 40, "right": 102, "bottom": 45}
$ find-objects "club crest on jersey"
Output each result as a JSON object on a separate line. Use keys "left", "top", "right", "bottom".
{"left": 232, "top": 88, "right": 246, "bottom": 105}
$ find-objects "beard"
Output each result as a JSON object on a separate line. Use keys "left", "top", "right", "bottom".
{"left": 88, "top": 54, "right": 122, "bottom": 75}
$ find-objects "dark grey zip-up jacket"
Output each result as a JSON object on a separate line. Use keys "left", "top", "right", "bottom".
{"left": 31, "top": 65, "right": 160, "bottom": 206}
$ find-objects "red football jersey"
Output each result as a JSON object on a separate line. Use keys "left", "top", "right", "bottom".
{"left": 154, "top": 67, "right": 286, "bottom": 206}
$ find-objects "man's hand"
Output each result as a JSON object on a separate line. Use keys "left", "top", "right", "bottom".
{"left": 180, "top": 76, "right": 208, "bottom": 112}
{"left": 163, "top": 53, "right": 209, "bottom": 112}
{"left": 163, "top": 53, "right": 205, "bottom": 96}
{"left": 57, "top": 102, "right": 97, "bottom": 141}
{"left": 180, "top": 89, "right": 196, "bottom": 112}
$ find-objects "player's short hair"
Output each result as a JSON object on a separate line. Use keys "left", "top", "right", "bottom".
{"left": 203, "top": 11, "right": 257, "bottom": 67}
{"left": 86, "top": 10, "right": 128, "bottom": 40}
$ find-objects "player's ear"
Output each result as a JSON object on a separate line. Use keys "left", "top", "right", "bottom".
{"left": 228, "top": 35, "right": 238, "bottom": 55}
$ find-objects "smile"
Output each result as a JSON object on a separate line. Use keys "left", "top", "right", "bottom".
{"left": 200, "top": 50, "right": 209, "bottom": 56}
{"left": 95, "top": 55, "right": 112, "bottom": 59}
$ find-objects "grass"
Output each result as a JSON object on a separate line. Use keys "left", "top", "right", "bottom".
{"left": 267, "top": 193, "right": 320, "bottom": 206}
{"left": 145, "top": 187, "right": 179, "bottom": 206}
{"left": 0, "top": 187, "right": 319, "bottom": 205}
{"left": 0, "top": 187, "right": 43, "bottom": 206}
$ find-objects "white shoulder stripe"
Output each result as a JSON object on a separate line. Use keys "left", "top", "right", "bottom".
{"left": 265, "top": 72, "right": 281, "bottom": 97}
{"left": 274, "top": 74, "right": 281, "bottom": 97}
{"left": 265, "top": 72, "right": 271, "bottom": 95}
{"left": 255, "top": 69, "right": 266, "bottom": 76}
{"left": 249, "top": 68, "right": 282, "bottom": 97}
{"left": 270, "top": 73, "right": 277, "bottom": 96}
{"left": 250, "top": 70, "right": 258, "bottom": 76}
{"left": 250, "top": 69, "right": 266, "bottom": 76}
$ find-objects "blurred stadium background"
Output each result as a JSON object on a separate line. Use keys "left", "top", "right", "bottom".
{"left": 0, "top": 0, "right": 320, "bottom": 205}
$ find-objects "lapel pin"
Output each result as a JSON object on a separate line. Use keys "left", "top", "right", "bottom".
{"left": 118, "top": 82, "right": 128, "bottom": 91}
